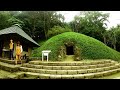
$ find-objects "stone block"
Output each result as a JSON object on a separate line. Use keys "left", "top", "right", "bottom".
{"left": 75, "top": 63, "right": 84, "bottom": 66}
{"left": 80, "top": 66, "right": 89, "bottom": 69}
{"left": 71, "top": 66, "right": 80, "bottom": 70}
{"left": 84, "top": 73, "right": 94, "bottom": 79}
{"left": 52, "top": 66, "right": 62, "bottom": 70}
{"left": 89, "top": 65, "right": 97, "bottom": 68}
{"left": 94, "top": 73, "right": 103, "bottom": 78}
{"left": 96, "top": 68, "right": 104, "bottom": 72}
{"left": 61, "top": 66, "right": 71, "bottom": 70}
{"left": 39, "top": 74, "right": 50, "bottom": 79}
{"left": 97, "top": 64, "right": 105, "bottom": 68}
{"left": 43, "top": 66, "right": 53, "bottom": 70}
{"left": 67, "top": 70, "right": 77, "bottom": 75}
{"left": 87, "top": 69, "right": 97, "bottom": 73}
{"left": 66, "top": 63, "right": 76, "bottom": 66}
{"left": 56, "top": 70, "right": 68, "bottom": 75}
{"left": 77, "top": 70, "right": 87, "bottom": 74}
{"left": 45, "top": 70, "right": 57, "bottom": 74}
{"left": 61, "top": 75, "right": 74, "bottom": 79}
{"left": 103, "top": 67, "right": 111, "bottom": 71}
{"left": 49, "top": 75, "right": 61, "bottom": 79}
{"left": 73, "top": 75, "right": 84, "bottom": 79}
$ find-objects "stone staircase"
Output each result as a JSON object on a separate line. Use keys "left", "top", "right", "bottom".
{"left": 0, "top": 58, "right": 26, "bottom": 65}
{"left": 19, "top": 60, "right": 120, "bottom": 79}
{"left": 0, "top": 58, "right": 26, "bottom": 72}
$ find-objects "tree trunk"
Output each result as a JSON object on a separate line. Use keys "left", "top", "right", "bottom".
{"left": 113, "top": 44, "right": 116, "bottom": 50}
{"left": 103, "top": 35, "right": 107, "bottom": 45}
{"left": 44, "top": 12, "right": 47, "bottom": 40}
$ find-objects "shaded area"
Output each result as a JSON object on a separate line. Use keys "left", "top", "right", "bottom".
{"left": 66, "top": 45, "right": 74, "bottom": 55}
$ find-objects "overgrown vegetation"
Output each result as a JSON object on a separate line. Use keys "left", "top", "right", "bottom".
{"left": 0, "top": 69, "right": 17, "bottom": 78}
{"left": 32, "top": 32, "right": 120, "bottom": 61}
{"left": 47, "top": 25, "right": 72, "bottom": 38}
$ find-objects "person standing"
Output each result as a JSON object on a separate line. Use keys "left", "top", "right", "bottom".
{"left": 20, "top": 44, "right": 23, "bottom": 60}
{"left": 9, "top": 39, "right": 14, "bottom": 60}
{"left": 15, "top": 41, "right": 22, "bottom": 65}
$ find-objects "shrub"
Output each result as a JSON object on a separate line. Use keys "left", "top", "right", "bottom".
{"left": 47, "top": 26, "right": 72, "bottom": 38}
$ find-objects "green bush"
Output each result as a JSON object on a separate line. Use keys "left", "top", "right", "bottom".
{"left": 47, "top": 26, "right": 72, "bottom": 38}
{"left": 32, "top": 32, "right": 120, "bottom": 61}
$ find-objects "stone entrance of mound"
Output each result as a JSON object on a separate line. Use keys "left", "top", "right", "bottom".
{"left": 58, "top": 41, "right": 81, "bottom": 61}
{"left": 65, "top": 45, "right": 74, "bottom": 55}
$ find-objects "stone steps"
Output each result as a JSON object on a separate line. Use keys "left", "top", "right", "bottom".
{"left": 22, "top": 68, "right": 120, "bottom": 79}
{"left": 19, "top": 63, "right": 120, "bottom": 75}
{"left": 18, "top": 60, "right": 120, "bottom": 79}
{"left": 0, "top": 61, "right": 21, "bottom": 72}
{"left": 22, "top": 62, "right": 117, "bottom": 70}
{"left": 0, "top": 58, "right": 26, "bottom": 65}
{"left": 29, "top": 60, "right": 114, "bottom": 66}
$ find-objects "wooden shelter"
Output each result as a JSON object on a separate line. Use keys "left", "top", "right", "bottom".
{"left": 0, "top": 25, "right": 40, "bottom": 59}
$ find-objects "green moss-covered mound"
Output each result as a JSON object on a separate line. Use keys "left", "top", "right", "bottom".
{"left": 32, "top": 32, "right": 120, "bottom": 61}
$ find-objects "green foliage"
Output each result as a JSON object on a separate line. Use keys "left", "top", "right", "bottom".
{"left": 0, "top": 11, "right": 12, "bottom": 30}
{"left": 7, "top": 17, "right": 25, "bottom": 28}
{"left": 106, "top": 25, "right": 120, "bottom": 51}
{"left": 69, "top": 11, "right": 109, "bottom": 42}
{"left": 47, "top": 26, "right": 72, "bottom": 38}
{"left": 14, "top": 11, "right": 65, "bottom": 40}
{"left": 32, "top": 32, "right": 120, "bottom": 61}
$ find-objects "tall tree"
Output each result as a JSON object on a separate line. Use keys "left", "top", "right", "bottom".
{"left": 69, "top": 11, "right": 110, "bottom": 42}
{"left": 14, "top": 11, "right": 65, "bottom": 40}
{"left": 0, "top": 11, "right": 12, "bottom": 30}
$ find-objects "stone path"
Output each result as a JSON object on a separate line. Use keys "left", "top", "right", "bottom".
{"left": 113, "top": 77, "right": 120, "bottom": 79}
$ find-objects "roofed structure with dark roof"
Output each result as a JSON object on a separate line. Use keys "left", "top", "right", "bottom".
{"left": 0, "top": 26, "right": 40, "bottom": 47}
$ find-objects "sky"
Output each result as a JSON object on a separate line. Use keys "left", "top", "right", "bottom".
{"left": 59, "top": 11, "right": 120, "bottom": 29}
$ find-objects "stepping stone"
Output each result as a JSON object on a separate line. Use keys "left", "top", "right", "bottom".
{"left": 97, "top": 64, "right": 105, "bottom": 68}
{"left": 71, "top": 66, "right": 80, "bottom": 70}
{"left": 43, "top": 66, "right": 53, "bottom": 70}
{"left": 49, "top": 75, "right": 61, "bottom": 79}
{"left": 75, "top": 63, "right": 84, "bottom": 66}
{"left": 61, "top": 66, "right": 71, "bottom": 70}
{"left": 45, "top": 70, "right": 57, "bottom": 74}
{"left": 84, "top": 73, "right": 95, "bottom": 79}
{"left": 80, "top": 66, "right": 89, "bottom": 69}
{"left": 103, "top": 67, "right": 111, "bottom": 71}
{"left": 39, "top": 74, "right": 50, "bottom": 79}
{"left": 77, "top": 70, "right": 87, "bottom": 74}
{"left": 73, "top": 75, "right": 84, "bottom": 79}
{"left": 52, "top": 66, "right": 61, "bottom": 70}
{"left": 87, "top": 69, "right": 96, "bottom": 73}
{"left": 88, "top": 65, "right": 97, "bottom": 68}
{"left": 61, "top": 75, "right": 73, "bottom": 79}
{"left": 66, "top": 63, "right": 76, "bottom": 66}
{"left": 56, "top": 70, "right": 68, "bottom": 75}
{"left": 96, "top": 68, "right": 104, "bottom": 72}
{"left": 94, "top": 72, "right": 103, "bottom": 78}
{"left": 67, "top": 70, "right": 77, "bottom": 75}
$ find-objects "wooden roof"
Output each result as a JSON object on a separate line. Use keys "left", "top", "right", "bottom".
{"left": 0, "top": 26, "right": 40, "bottom": 47}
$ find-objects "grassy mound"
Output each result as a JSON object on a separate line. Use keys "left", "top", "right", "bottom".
{"left": 32, "top": 32, "right": 120, "bottom": 61}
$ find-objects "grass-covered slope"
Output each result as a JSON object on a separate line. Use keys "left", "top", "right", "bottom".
{"left": 32, "top": 32, "right": 120, "bottom": 61}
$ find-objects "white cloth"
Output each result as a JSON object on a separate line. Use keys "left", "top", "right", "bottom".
{"left": 20, "top": 45, "right": 23, "bottom": 53}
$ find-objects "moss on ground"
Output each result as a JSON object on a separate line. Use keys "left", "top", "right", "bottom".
{"left": 0, "top": 70, "right": 17, "bottom": 78}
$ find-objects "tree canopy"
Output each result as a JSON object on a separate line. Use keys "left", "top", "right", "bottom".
{"left": 0, "top": 11, "right": 120, "bottom": 52}
{"left": 69, "top": 11, "right": 110, "bottom": 42}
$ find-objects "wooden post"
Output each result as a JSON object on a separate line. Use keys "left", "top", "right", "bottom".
{"left": 13, "top": 42, "right": 16, "bottom": 58}
{"left": 28, "top": 47, "right": 32, "bottom": 57}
